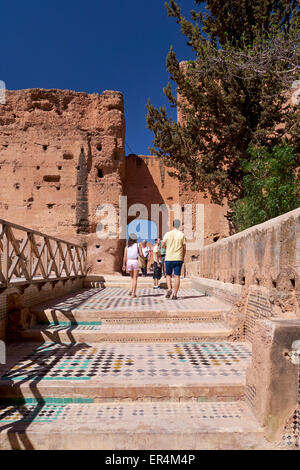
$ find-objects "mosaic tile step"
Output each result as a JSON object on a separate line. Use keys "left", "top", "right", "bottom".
{"left": 0, "top": 342, "right": 251, "bottom": 400}
{"left": 85, "top": 274, "right": 193, "bottom": 287}
{"left": 21, "top": 321, "right": 233, "bottom": 343}
{"left": 0, "top": 402, "right": 265, "bottom": 450}
{"left": 30, "top": 287, "right": 231, "bottom": 323}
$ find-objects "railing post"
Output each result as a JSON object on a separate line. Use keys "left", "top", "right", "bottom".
{"left": 2, "top": 225, "right": 9, "bottom": 286}
{"left": 28, "top": 231, "right": 33, "bottom": 282}
{"left": 43, "top": 237, "right": 48, "bottom": 279}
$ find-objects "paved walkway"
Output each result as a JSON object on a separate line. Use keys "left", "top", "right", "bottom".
{"left": 0, "top": 401, "right": 265, "bottom": 450}
{"left": 31, "top": 287, "right": 231, "bottom": 313}
{"left": 0, "top": 285, "right": 262, "bottom": 449}
{"left": 0, "top": 341, "right": 251, "bottom": 385}
{"left": 30, "top": 321, "right": 230, "bottom": 332}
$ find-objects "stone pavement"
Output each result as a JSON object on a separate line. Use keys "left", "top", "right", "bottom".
{"left": 30, "top": 286, "right": 231, "bottom": 313}
{"left": 0, "top": 401, "right": 265, "bottom": 450}
{"left": 0, "top": 284, "right": 267, "bottom": 449}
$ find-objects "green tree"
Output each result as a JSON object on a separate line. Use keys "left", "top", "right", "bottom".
{"left": 146, "top": 0, "right": 300, "bottom": 209}
{"left": 232, "top": 144, "right": 300, "bottom": 231}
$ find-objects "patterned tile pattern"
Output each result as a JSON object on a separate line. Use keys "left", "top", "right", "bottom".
{"left": 0, "top": 342, "right": 251, "bottom": 383}
{"left": 35, "top": 288, "right": 227, "bottom": 312}
{"left": 0, "top": 401, "right": 250, "bottom": 426}
{"left": 36, "top": 321, "right": 230, "bottom": 333}
{"left": 37, "top": 324, "right": 103, "bottom": 331}
{"left": 0, "top": 405, "right": 64, "bottom": 423}
{"left": 282, "top": 351, "right": 300, "bottom": 448}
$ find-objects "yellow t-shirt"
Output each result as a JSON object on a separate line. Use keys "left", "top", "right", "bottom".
{"left": 163, "top": 229, "right": 186, "bottom": 261}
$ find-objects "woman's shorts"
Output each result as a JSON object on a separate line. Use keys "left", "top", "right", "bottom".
{"left": 153, "top": 261, "right": 162, "bottom": 280}
{"left": 127, "top": 259, "right": 139, "bottom": 271}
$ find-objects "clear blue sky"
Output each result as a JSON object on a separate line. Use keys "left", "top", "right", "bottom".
{"left": 0, "top": 0, "right": 200, "bottom": 155}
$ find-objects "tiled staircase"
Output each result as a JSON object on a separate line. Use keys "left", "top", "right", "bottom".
{"left": 0, "top": 279, "right": 267, "bottom": 450}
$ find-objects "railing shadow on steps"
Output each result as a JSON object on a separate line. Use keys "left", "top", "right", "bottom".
{"left": 0, "top": 341, "right": 92, "bottom": 450}
{"left": 0, "top": 219, "right": 90, "bottom": 449}
{"left": 26, "top": 286, "right": 106, "bottom": 343}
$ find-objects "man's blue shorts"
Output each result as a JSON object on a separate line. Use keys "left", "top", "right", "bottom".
{"left": 165, "top": 260, "right": 183, "bottom": 276}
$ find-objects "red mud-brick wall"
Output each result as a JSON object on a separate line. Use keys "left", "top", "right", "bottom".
{"left": 124, "top": 154, "right": 229, "bottom": 261}
{"left": 0, "top": 88, "right": 126, "bottom": 275}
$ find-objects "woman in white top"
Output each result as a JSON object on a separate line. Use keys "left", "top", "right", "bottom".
{"left": 122, "top": 234, "right": 144, "bottom": 298}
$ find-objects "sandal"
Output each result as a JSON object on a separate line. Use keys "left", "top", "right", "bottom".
{"left": 165, "top": 289, "right": 172, "bottom": 299}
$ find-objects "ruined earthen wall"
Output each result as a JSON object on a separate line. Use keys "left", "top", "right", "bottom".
{"left": 0, "top": 88, "right": 126, "bottom": 275}
{"left": 124, "top": 155, "right": 179, "bottom": 231}
{"left": 185, "top": 207, "right": 300, "bottom": 288}
{"left": 125, "top": 154, "right": 229, "bottom": 259}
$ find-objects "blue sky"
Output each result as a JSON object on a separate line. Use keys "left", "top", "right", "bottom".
{"left": 0, "top": 0, "right": 200, "bottom": 155}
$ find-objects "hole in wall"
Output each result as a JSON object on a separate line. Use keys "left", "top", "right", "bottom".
{"left": 256, "top": 278, "right": 260, "bottom": 285}
{"left": 63, "top": 152, "right": 73, "bottom": 160}
{"left": 241, "top": 277, "right": 245, "bottom": 285}
{"left": 36, "top": 166, "right": 40, "bottom": 170}
{"left": 43, "top": 145, "right": 48, "bottom": 151}
{"left": 96, "top": 245, "right": 100, "bottom": 249}
{"left": 15, "top": 184, "right": 20, "bottom": 189}
{"left": 213, "top": 236, "right": 220, "bottom": 242}
{"left": 77, "top": 166, "right": 80, "bottom": 171}
{"left": 272, "top": 280, "right": 277, "bottom": 288}
{"left": 43, "top": 175, "right": 60, "bottom": 182}
{"left": 97, "top": 259, "right": 102, "bottom": 263}
{"left": 36, "top": 186, "right": 41, "bottom": 190}
{"left": 290, "top": 278, "right": 295, "bottom": 288}
{"left": 78, "top": 186, "right": 82, "bottom": 191}
{"left": 56, "top": 186, "right": 60, "bottom": 191}
{"left": 97, "top": 169, "right": 103, "bottom": 178}
{"left": 57, "top": 165, "right": 62, "bottom": 170}
{"left": 97, "top": 144, "right": 102, "bottom": 152}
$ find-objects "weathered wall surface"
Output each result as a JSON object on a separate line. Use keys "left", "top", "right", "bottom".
{"left": 124, "top": 154, "right": 179, "bottom": 229}
{"left": 185, "top": 207, "right": 300, "bottom": 288}
{"left": 0, "top": 88, "right": 126, "bottom": 274}
{"left": 246, "top": 318, "right": 300, "bottom": 442}
{"left": 125, "top": 154, "right": 229, "bottom": 256}
{"left": 0, "top": 278, "right": 84, "bottom": 341}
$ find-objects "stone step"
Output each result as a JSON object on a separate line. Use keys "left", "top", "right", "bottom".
{"left": 29, "top": 287, "right": 230, "bottom": 323}
{"left": 0, "top": 401, "right": 265, "bottom": 450}
{"left": 21, "top": 321, "right": 233, "bottom": 343}
{"left": 0, "top": 342, "right": 251, "bottom": 401}
{"left": 84, "top": 275, "right": 194, "bottom": 290}
{"left": 32, "top": 309, "right": 225, "bottom": 323}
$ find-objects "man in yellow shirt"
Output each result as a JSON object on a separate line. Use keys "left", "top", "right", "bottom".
{"left": 162, "top": 219, "right": 186, "bottom": 300}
